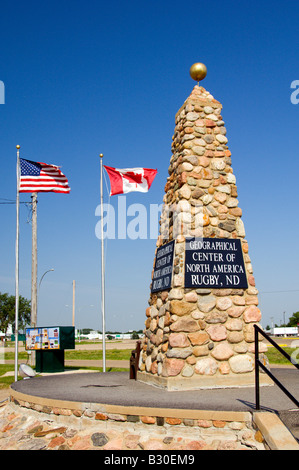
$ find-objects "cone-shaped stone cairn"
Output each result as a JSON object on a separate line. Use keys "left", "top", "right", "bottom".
{"left": 137, "top": 85, "right": 270, "bottom": 390}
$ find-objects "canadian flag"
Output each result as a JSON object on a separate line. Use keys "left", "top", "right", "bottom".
{"left": 104, "top": 166, "right": 157, "bottom": 196}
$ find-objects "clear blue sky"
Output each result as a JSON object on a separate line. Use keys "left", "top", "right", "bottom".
{"left": 0, "top": 0, "right": 299, "bottom": 332}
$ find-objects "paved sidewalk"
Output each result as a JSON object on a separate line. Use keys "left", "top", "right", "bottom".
{"left": 10, "top": 368, "right": 299, "bottom": 413}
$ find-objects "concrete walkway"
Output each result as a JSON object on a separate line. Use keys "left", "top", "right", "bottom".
{"left": 10, "top": 368, "right": 299, "bottom": 413}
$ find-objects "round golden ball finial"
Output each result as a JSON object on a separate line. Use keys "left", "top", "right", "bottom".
{"left": 99, "top": 153, "right": 104, "bottom": 158}
{"left": 16, "top": 145, "right": 20, "bottom": 149}
{"left": 189, "top": 63, "right": 207, "bottom": 82}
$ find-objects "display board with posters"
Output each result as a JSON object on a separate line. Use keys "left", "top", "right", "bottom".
{"left": 26, "top": 327, "right": 60, "bottom": 350}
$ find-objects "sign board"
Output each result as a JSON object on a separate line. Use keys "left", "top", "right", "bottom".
{"left": 25, "top": 326, "right": 75, "bottom": 351}
{"left": 185, "top": 238, "right": 248, "bottom": 289}
{"left": 26, "top": 327, "right": 60, "bottom": 350}
{"left": 151, "top": 240, "right": 175, "bottom": 293}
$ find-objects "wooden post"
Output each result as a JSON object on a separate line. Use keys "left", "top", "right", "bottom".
{"left": 72, "top": 280, "right": 75, "bottom": 327}
{"left": 31, "top": 192, "right": 38, "bottom": 328}
{"left": 29, "top": 192, "right": 38, "bottom": 368}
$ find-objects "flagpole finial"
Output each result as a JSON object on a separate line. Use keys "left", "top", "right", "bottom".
{"left": 190, "top": 62, "right": 207, "bottom": 83}
{"left": 16, "top": 145, "right": 20, "bottom": 150}
{"left": 100, "top": 154, "right": 104, "bottom": 158}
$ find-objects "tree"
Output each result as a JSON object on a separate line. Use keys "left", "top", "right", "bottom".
{"left": 0, "top": 292, "right": 31, "bottom": 336}
{"left": 287, "top": 311, "right": 299, "bottom": 328}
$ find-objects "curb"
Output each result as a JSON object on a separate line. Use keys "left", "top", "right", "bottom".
{"left": 253, "top": 412, "right": 299, "bottom": 450}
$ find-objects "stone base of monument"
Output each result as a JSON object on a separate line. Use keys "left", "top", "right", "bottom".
{"left": 137, "top": 370, "right": 273, "bottom": 391}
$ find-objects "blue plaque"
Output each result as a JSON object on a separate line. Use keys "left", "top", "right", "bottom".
{"left": 185, "top": 238, "right": 248, "bottom": 289}
{"left": 151, "top": 240, "right": 175, "bottom": 293}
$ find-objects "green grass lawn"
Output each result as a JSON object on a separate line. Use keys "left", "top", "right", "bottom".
{"left": 0, "top": 364, "right": 15, "bottom": 389}
{"left": 264, "top": 346, "right": 298, "bottom": 365}
{"left": 65, "top": 348, "right": 132, "bottom": 361}
{"left": 0, "top": 349, "right": 131, "bottom": 361}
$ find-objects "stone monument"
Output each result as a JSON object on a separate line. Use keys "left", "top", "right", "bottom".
{"left": 137, "top": 64, "right": 270, "bottom": 390}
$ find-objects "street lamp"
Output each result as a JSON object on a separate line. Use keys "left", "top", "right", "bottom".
{"left": 37, "top": 269, "right": 54, "bottom": 316}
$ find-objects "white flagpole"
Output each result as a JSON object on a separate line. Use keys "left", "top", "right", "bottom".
{"left": 14, "top": 145, "right": 20, "bottom": 382}
{"left": 100, "top": 154, "right": 106, "bottom": 372}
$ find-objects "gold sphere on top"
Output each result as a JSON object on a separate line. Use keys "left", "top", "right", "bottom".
{"left": 16, "top": 145, "right": 20, "bottom": 149}
{"left": 189, "top": 63, "right": 207, "bottom": 82}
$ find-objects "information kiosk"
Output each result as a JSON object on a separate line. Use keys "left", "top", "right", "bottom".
{"left": 25, "top": 326, "right": 75, "bottom": 373}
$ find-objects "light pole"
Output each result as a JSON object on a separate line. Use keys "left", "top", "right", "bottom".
{"left": 37, "top": 269, "right": 54, "bottom": 317}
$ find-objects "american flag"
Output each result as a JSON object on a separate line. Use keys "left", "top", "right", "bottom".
{"left": 19, "top": 159, "right": 70, "bottom": 193}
